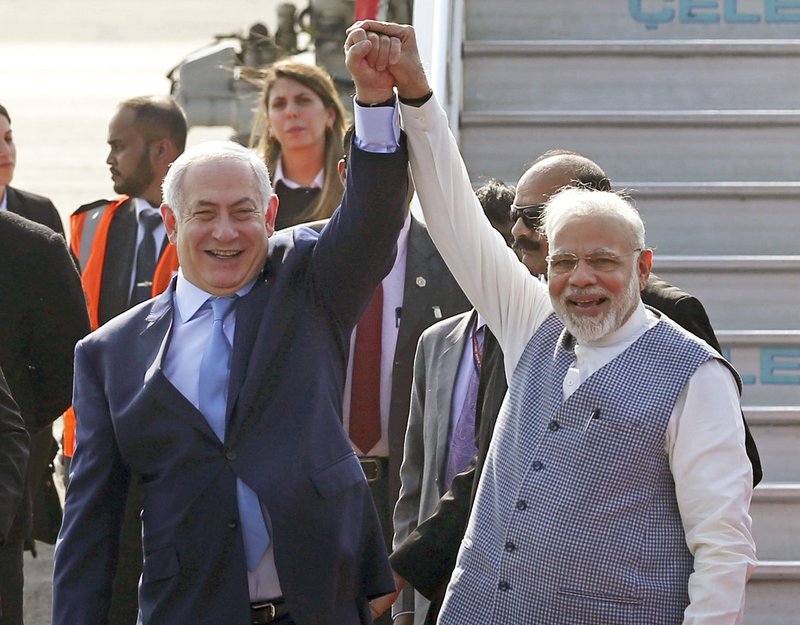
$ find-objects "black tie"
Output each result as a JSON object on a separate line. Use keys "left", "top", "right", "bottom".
{"left": 130, "top": 210, "right": 162, "bottom": 306}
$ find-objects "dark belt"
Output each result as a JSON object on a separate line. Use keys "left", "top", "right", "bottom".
{"left": 359, "top": 456, "right": 389, "bottom": 483}
{"left": 251, "top": 597, "right": 289, "bottom": 624}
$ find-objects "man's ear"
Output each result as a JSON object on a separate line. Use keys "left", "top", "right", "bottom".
{"left": 637, "top": 248, "right": 653, "bottom": 290}
{"left": 161, "top": 203, "right": 178, "bottom": 244}
{"left": 337, "top": 158, "right": 347, "bottom": 184}
{"left": 264, "top": 195, "right": 279, "bottom": 237}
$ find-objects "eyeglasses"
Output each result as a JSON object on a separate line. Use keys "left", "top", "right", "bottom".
{"left": 546, "top": 249, "right": 643, "bottom": 275}
{"left": 509, "top": 203, "right": 545, "bottom": 229}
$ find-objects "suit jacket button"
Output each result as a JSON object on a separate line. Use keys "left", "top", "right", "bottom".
{"left": 228, "top": 519, "right": 238, "bottom": 529}
{"left": 225, "top": 450, "right": 237, "bottom": 461}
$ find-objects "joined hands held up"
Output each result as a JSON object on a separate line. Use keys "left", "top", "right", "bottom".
{"left": 345, "top": 21, "right": 431, "bottom": 104}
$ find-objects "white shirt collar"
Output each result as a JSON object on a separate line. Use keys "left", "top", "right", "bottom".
{"left": 391, "top": 213, "right": 412, "bottom": 272}
{"left": 133, "top": 197, "right": 160, "bottom": 220}
{"left": 577, "top": 299, "right": 653, "bottom": 349}
{"left": 173, "top": 268, "right": 257, "bottom": 324}
{"left": 0, "top": 187, "right": 8, "bottom": 211}
{"left": 273, "top": 158, "right": 325, "bottom": 190}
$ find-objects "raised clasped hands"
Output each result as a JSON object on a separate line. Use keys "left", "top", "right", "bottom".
{"left": 344, "top": 21, "right": 431, "bottom": 104}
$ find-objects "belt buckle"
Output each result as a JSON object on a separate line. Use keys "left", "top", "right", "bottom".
{"left": 251, "top": 601, "right": 277, "bottom": 622}
{"left": 360, "top": 457, "right": 383, "bottom": 482}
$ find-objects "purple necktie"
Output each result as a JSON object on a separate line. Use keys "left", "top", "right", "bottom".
{"left": 445, "top": 323, "right": 482, "bottom": 490}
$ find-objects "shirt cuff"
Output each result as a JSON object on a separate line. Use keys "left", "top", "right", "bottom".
{"left": 353, "top": 97, "right": 401, "bottom": 153}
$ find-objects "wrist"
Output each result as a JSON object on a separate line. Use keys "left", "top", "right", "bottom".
{"left": 355, "top": 95, "right": 397, "bottom": 109}
{"left": 396, "top": 71, "right": 432, "bottom": 102}
{"left": 354, "top": 88, "right": 396, "bottom": 107}
{"left": 398, "top": 90, "right": 433, "bottom": 107}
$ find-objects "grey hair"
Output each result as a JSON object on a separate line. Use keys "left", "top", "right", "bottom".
{"left": 162, "top": 141, "right": 272, "bottom": 218}
{"left": 540, "top": 187, "right": 646, "bottom": 250}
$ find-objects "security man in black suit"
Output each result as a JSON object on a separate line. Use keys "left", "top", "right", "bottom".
{"left": 0, "top": 210, "right": 89, "bottom": 625}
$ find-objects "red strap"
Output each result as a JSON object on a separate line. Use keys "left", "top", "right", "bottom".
{"left": 354, "top": 0, "right": 381, "bottom": 20}
{"left": 349, "top": 284, "right": 383, "bottom": 453}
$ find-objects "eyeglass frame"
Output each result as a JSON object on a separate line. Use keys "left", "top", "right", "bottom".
{"left": 545, "top": 249, "right": 644, "bottom": 275}
{"left": 509, "top": 203, "right": 546, "bottom": 230}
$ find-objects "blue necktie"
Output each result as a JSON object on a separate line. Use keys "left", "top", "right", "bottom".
{"left": 198, "top": 297, "right": 270, "bottom": 571}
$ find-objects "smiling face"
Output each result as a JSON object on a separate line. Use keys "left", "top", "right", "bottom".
{"left": 266, "top": 77, "right": 334, "bottom": 153}
{"left": 161, "top": 158, "right": 278, "bottom": 296}
{"left": 548, "top": 213, "right": 651, "bottom": 343}
{"left": 0, "top": 113, "right": 16, "bottom": 190}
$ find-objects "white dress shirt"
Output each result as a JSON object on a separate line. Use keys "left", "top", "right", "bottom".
{"left": 342, "top": 213, "right": 411, "bottom": 457}
{"left": 127, "top": 197, "right": 166, "bottom": 301}
{"left": 360, "top": 96, "right": 755, "bottom": 624}
{"left": 272, "top": 158, "right": 324, "bottom": 189}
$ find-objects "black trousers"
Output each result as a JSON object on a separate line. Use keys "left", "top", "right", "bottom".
{"left": 0, "top": 539, "right": 23, "bottom": 625}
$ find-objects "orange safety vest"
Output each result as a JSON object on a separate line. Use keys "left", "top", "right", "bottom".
{"left": 63, "top": 196, "right": 179, "bottom": 457}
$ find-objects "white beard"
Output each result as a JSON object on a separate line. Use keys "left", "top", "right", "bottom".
{"left": 552, "top": 275, "right": 641, "bottom": 344}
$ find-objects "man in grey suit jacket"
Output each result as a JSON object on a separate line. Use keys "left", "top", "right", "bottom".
{"left": 391, "top": 180, "right": 515, "bottom": 625}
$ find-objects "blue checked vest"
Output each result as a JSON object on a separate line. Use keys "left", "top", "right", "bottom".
{"left": 440, "top": 312, "right": 740, "bottom": 625}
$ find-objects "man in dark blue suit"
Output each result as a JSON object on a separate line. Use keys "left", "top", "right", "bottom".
{"left": 53, "top": 40, "right": 407, "bottom": 625}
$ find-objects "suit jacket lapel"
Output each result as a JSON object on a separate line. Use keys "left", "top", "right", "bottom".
{"left": 143, "top": 283, "right": 221, "bottom": 443}
{"left": 227, "top": 276, "right": 270, "bottom": 431}
{"left": 5, "top": 187, "right": 27, "bottom": 219}
{"left": 396, "top": 219, "right": 439, "bottom": 356}
{"left": 99, "top": 200, "right": 136, "bottom": 323}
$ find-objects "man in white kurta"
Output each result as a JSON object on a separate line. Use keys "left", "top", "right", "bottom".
{"left": 345, "top": 21, "right": 755, "bottom": 625}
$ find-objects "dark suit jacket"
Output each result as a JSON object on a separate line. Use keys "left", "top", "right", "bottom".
{"left": 0, "top": 212, "right": 89, "bottom": 541}
{"left": 53, "top": 142, "right": 407, "bottom": 625}
{"left": 5, "top": 185, "right": 79, "bottom": 548}
{"left": 300, "top": 216, "right": 470, "bottom": 507}
{"left": 391, "top": 273, "right": 761, "bottom": 619}
{"left": 387, "top": 219, "right": 470, "bottom": 504}
{"left": 0, "top": 367, "right": 29, "bottom": 544}
{"left": 5, "top": 185, "right": 64, "bottom": 235}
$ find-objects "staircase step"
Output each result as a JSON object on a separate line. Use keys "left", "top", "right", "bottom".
{"left": 624, "top": 183, "right": 800, "bottom": 255}
{"left": 744, "top": 408, "right": 800, "bottom": 482}
{"left": 651, "top": 256, "right": 800, "bottom": 331}
{"left": 460, "top": 111, "right": 800, "bottom": 184}
{"left": 463, "top": 40, "right": 800, "bottom": 111}
{"left": 745, "top": 561, "right": 800, "bottom": 625}
{"left": 752, "top": 485, "right": 800, "bottom": 560}
{"left": 467, "top": 2, "right": 800, "bottom": 41}
{"left": 718, "top": 330, "right": 800, "bottom": 405}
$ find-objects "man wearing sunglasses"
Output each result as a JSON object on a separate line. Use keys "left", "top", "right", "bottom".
{"left": 510, "top": 150, "right": 611, "bottom": 277}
